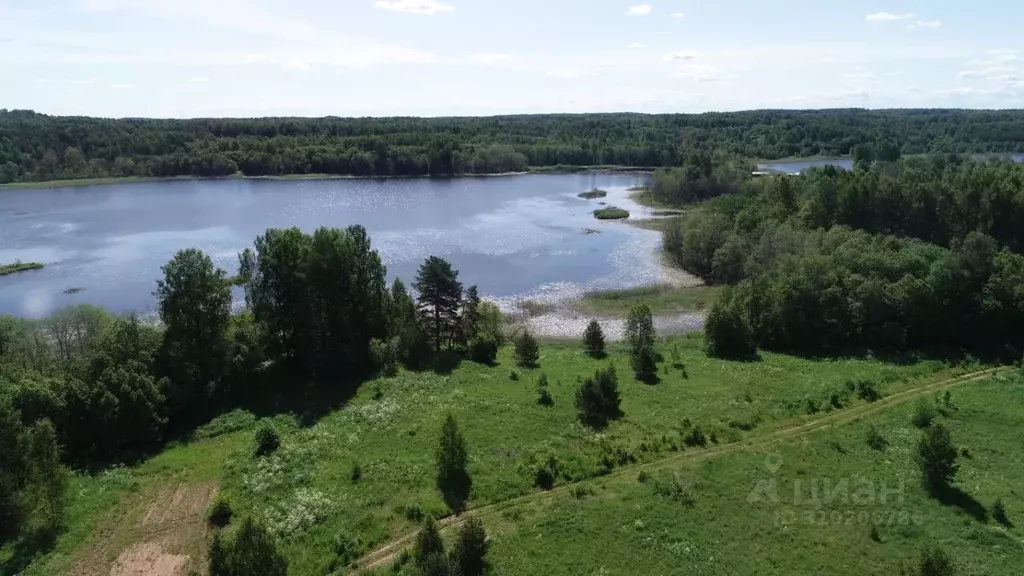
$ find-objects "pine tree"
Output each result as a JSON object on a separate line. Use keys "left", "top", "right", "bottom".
{"left": 414, "top": 256, "right": 463, "bottom": 353}
{"left": 462, "top": 285, "right": 482, "bottom": 344}
{"left": 582, "top": 320, "right": 606, "bottom": 358}
{"left": 414, "top": 517, "right": 448, "bottom": 576}
{"left": 437, "top": 414, "right": 472, "bottom": 511}
{"left": 449, "top": 516, "right": 489, "bottom": 576}
{"left": 225, "top": 518, "right": 287, "bottom": 576}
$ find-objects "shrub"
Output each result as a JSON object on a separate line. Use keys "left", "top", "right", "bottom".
{"left": 918, "top": 547, "right": 955, "bottom": 576}
{"left": 403, "top": 502, "right": 425, "bottom": 522}
{"left": 332, "top": 531, "right": 361, "bottom": 565}
{"left": 917, "top": 423, "right": 958, "bottom": 494}
{"left": 637, "top": 470, "right": 651, "bottom": 484}
{"left": 866, "top": 426, "right": 889, "bottom": 451}
{"left": 469, "top": 337, "right": 498, "bottom": 365}
{"left": 570, "top": 485, "right": 593, "bottom": 499}
{"left": 534, "top": 456, "right": 558, "bottom": 490}
{"left": 650, "top": 473, "right": 695, "bottom": 505}
{"left": 509, "top": 370, "right": 519, "bottom": 381}
{"left": 854, "top": 379, "right": 882, "bottom": 402}
{"left": 448, "top": 516, "right": 489, "bottom": 576}
{"left": 574, "top": 366, "right": 623, "bottom": 426}
{"left": 912, "top": 399, "right": 937, "bottom": 428}
{"left": 370, "top": 337, "right": 400, "bottom": 376}
{"left": 207, "top": 497, "right": 233, "bottom": 528}
{"left": 992, "top": 499, "right": 1010, "bottom": 526}
{"left": 582, "top": 320, "right": 606, "bottom": 358}
{"left": 254, "top": 422, "right": 280, "bottom": 457}
{"left": 514, "top": 330, "right": 540, "bottom": 368}
{"left": 593, "top": 206, "right": 629, "bottom": 220}
{"left": 684, "top": 426, "right": 707, "bottom": 447}
{"left": 536, "top": 373, "right": 553, "bottom": 406}
{"left": 870, "top": 524, "right": 882, "bottom": 543}
{"left": 350, "top": 462, "right": 362, "bottom": 484}
{"left": 704, "top": 293, "right": 756, "bottom": 359}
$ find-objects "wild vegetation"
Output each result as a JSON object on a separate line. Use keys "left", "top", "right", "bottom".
{"left": 657, "top": 153, "right": 1024, "bottom": 357}
{"left": 4, "top": 109, "right": 1024, "bottom": 184}
{"left": 593, "top": 206, "right": 629, "bottom": 220}
{"left": 0, "top": 262, "right": 44, "bottom": 277}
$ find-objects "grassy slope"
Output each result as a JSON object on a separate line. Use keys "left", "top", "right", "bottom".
{"left": 20, "top": 336, "right": 1002, "bottom": 575}
{"left": 487, "top": 374, "right": 1024, "bottom": 575}
{"left": 574, "top": 285, "right": 723, "bottom": 316}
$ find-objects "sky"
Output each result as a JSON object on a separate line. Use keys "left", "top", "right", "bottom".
{"left": 1, "top": 0, "right": 1022, "bottom": 118}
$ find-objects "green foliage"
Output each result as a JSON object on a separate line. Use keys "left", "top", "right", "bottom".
{"left": 209, "top": 517, "right": 287, "bottom": 576}
{"left": 415, "top": 256, "right": 464, "bottom": 354}
{"left": 208, "top": 497, "right": 233, "bottom": 528}
{"left": 469, "top": 337, "right": 499, "bottom": 365}
{"left": 578, "top": 189, "right": 608, "bottom": 199}
{"left": 593, "top": 207, "right": 629, "bottom": 220}
{"left": 918, "top": 547, "right": 956, "bottom": 576}
{"left": 626, "top": 304, "right": 657, "bottom": 380}
{"left": 854, "top": 379, "right": 882, "bottom": 402}
{"left": 370, "top": 337, "right": 400, "bottom": 376}
{"left": 703, "top": 292, "right": 756, "bottom": 360}
{"left": 413, "top": 517, "right": 448, "bottom": 576}
{"left": 476, "top": 302, "right": 506, "bottom": 347}
{"left": 461, "top": 285, "right": 482, "bottom": 344}
{"left": 649, "top": 151, "right": 749, "bottom": 206}
{"left": 992, "top": 499, "right": 1010, "bottom": 526}
{"left": 514, "top": 330, "right": 540, "bottom": 368}
{"left": 683, "top": 425, "right": 708, "bottom": 447}
{"left": 534, "top": 456, "right": 558, "bottom": 490}
{"left": 156, "top": 248, "right": 231, "bottom": 428}
{"left": 448, "top": 516, "right": 489, "bottom": 576}
{"left": 649, "top": 472, "right": 695, "bottom": 505}
{"left": 582, "top": 320, "right": 606, "bottom": 358}
{"left": 917, "top": 423, "right": 959, "bottom": 494}
{"left": 913, "top": 399, "right": 937, "bottom": 429}
{"left": 574, "top": 366, "right": 623, "bottom": 427}
{"left": 254, "top": 423, "right": 280, "bottom": 457}
{"left": 0, "top": 262, "right": 45, "bottom": 277}
{"left": 866, "top": 425, "right": 889, "bottom": 451}
{"left": 536, "top": 374, "right": 553, "bottom": 407}
{"left": 350, "top": 462, "right": 363, "bottom": 484}
{"left": 437, "top": 414, "right": 471, "bottom": 511}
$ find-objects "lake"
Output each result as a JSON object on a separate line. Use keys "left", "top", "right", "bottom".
{"left": 0, "top": 174, "right": 660, "bottom": 318}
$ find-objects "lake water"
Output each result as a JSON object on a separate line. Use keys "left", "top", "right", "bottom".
{"left": 0, "top": 174, "right": 660, "bottom": 318}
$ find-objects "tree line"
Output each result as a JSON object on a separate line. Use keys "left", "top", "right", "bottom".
{"left": 3, "top": 108, "right": 1024, "bottom": 183}
{"left": 0, "top": 226, "right": 504, "bottom": 569}
{"left": 656, "top": 155, "right": 1024, "bottom": 358}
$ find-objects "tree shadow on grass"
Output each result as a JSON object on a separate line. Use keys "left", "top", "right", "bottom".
{"left": 431, "top": 351, "right": 465, "bottom": 375}
{"left": 934, "top": 485, "right": 989, "bottom": 523}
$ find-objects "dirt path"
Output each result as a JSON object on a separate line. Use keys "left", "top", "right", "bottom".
{"left": 350, "top": 366, "right": 1013, "bottom": 573}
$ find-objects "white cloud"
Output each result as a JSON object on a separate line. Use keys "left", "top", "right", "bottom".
{"left": 663, "top": 51, "right": 698, "bottom": 61}
{"left": 189, "top": 77, "right": 209, "bottom": 83}
{"left": 284, "top": 60, "right": 312, "bottom": 71}
{"left": 865, "top": 12, "right": 914, "bottom": 21}
{"left": 107, "top": 83, "right": 134, "bottom": 89}
{"left": 670, "top": 12, "right": 685, "bottom": 18}
{"left": 627, "top": 4, "right": 652, "bottom": 16}
{"left": 958, "top": 65, "right": 1017, "bottom": 80}
{"left": 466, "top": 53, "right": 516, "bottom": 66}
{"left": 628, "top": 43, "right": 645, "bottom": 49}
{"left": 671, "top": 64, "right": 723, "bottom": 82}
{"left": 373, "top": 0, "right": 454, "bottom": 15}
{"left": 916, "top": 20, "right": 942, "bottom": 28}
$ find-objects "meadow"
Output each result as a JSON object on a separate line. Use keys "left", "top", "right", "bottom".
{"left": 17, "top": 334, "right": 1018, "bottom": 575}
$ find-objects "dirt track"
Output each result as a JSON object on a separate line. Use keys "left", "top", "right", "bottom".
{"left": 350, "top": 366, "right": 1013, "bottom": 573}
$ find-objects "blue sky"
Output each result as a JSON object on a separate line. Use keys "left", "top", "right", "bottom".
{"left": 1, "top": 0, "right": 1021, "bottom": 118}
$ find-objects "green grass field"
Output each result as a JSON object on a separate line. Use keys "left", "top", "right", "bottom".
{"left": 16, "top": 333, "right": 1013, "bottom": 575}
{"left": 575, "top": 284, "right": 723, "bottom": 316}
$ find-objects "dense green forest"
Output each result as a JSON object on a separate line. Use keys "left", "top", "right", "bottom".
{"left": 3, "top": 108, "right": 1024, "bottom": 183}
{"left": 656, "top": 155, "right": 1024, "bottom": 357}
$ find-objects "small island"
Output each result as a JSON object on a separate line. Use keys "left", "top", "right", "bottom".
{"left": 0, "top": 261, "right": 45, "bottom": 277}
{"left": 577, "top": 189, "right": 608, "bottom": 199}
{"left": 593, "top": 206, "right": 630, "bottom": 220}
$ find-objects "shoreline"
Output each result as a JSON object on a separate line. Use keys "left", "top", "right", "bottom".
{"left": 0, "top": 166, "right": 655, "bottom": 191}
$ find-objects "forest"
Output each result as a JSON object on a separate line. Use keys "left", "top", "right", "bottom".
{"left": 655, "top": 153, "right": 1024, "bottom": 358}
{"left": 2, "top": 108, "right": 1024, "bottom": 183}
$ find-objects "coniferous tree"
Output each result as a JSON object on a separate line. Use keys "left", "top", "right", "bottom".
{"left": 449, "top": 516, "right": 489, "bottom": 576}
{"left": 462, "top": 285, "right": 482, "bottom": 344}
{"left": 414, "top": 517, "right": 448, "bottom": 576}
{"left": 625, "top": 304, "right": 657, "bottom": 379}
{"left": 583, "top": 320, "right": 606, "bottom": 358}
{"left": 414, "top": 257, "right": 463, "bottom": 353}
{"left": 514, "top": 330, "right": 540, "bottom": 368}
{"left": 437, "top": 414, "right": 471, "bottom": 511}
